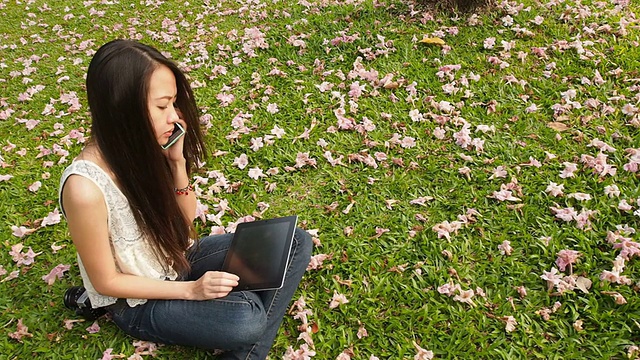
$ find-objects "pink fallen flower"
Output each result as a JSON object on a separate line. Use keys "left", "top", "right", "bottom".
{"left": 247, "top": 167, "right": 265, "bottom": 180}
{"left": 618, "top": 200, "right": 633, "bottom": 211}
{"left": 545, "top": 182, "right": 564, "bottom": 197}
{"left": 504, "top": 316, "right": 517, "bottom": 332}
{"left": 232, "top": 154, "right": 249, "bottom": 169}
{"left": 100, "top": 348, "right": 117, "bottom": 360}
{"left": 28, "top": 181, "right": 42, "bottom": 192}
{"left": 437, "top": 282, "right": 460, "bottom": 297}
{"left": 357, "top": 324, "right": 368, "bottom": 339}
{"left": 329, "top": 291, "right": 349, "bottom": 309}
{"left": 42, "top": 264, "right": 71, "bottom": 285}
{"left": 432, "top": 220, "right": 463, "bottom": 241}
{"left": 540, "top": 267, "right": 563, "bottom": 290}
{"left": 1, "top": 270, "right": 19, "bottom": 282}
{"left": 409, "top": 196, "right": 434, "bottom": 206}
{"left": 132, "top": 340, "right": 159, "bottom": 356}
{"left": 12, "top": 245, "right": 42, "bottom": 266}
{"left": 283, "top": 344, "right": 316, "bottom": 360}
{"left": 602, "top": 291, "right": 627, "bottom": 305}
{"left": 216, "top": 92, "right": 235, "bottom": 106}
{"left": 567, "top": 192, "right": 591, "bottom": 201}
{"left": 490, "top": 188, "right": 520, "bottom": 202}
{"left": 8, "top": 319, "right": 33, "bottom": 342}
{"left": 9, "top": 243, "right": 24, "bottom": 261}
{"left": 555, "top": 249, "right": 580, "bottom": 272}
{"left": 613, "top": 238, "right": 640, "bottom": 260}
{"left": 307, "top": 253, "right": 331, "bottom": 271}
{"left": 86, "top": 321, "right": 101, "bottom": 333}
{"left": 488, "top": 166, "right": 508, "bottom": 180}
{"left": 63, "top": 319, "right": 82, "bottom": 330}
{"left": 604, "top": 185, "right": 620, "bottom": 197}
{"left": 295, "top": 152, "right": 317, "bottom": 168}
{"left": 516, "top": 286, "right": 527, "bottom": 298}
{"left": 559, "top": 162, "right": 578, "bottom": 178}
{"left": 41, "top": 208, "right": 62, "bottom": 227}
{"left": 373, "top": 227, "right": 390, "bottom": 238}
{"left": 11, "top": 226, "right": 37, "bottom": 238}
{"left": 209, "top": 226, "right": 225, "bottom": 235}
{"left": 574, "top": 209, "right": 597, "bottom": 230}
{"left": 498, "top": 240, "right": 513, "bottom": 256}
{"left": 413, "top": 342, "right": 434, "bottom": 360}
{"left": 453, "top": 288, "right": 475, "bottom": 306}
{"left": 550, "top": 206, "right": 577, "bottom": 222}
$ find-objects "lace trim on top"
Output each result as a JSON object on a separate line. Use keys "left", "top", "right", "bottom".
{"left": 59, "top": 160, "right": 177, "bottom": 308}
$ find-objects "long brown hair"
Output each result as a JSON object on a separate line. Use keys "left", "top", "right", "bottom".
{"left": 86, "top": 39, "right": 205, "bottom": 274}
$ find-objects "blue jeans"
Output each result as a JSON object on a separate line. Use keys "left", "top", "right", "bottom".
{"left": 107, "top": 228, "right": 313, "bottom": 360}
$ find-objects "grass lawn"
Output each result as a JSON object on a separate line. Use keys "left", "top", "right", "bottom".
{"left": 1, "top": 0, "right": 639, "bottom": 358}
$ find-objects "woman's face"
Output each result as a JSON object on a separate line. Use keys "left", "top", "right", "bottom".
{"left": 147, "top": 64, "right": 180, "bottom": 145}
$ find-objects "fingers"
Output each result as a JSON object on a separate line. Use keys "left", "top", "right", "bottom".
{"left": 197, "top": 271, "right": 240, "bottom": 300}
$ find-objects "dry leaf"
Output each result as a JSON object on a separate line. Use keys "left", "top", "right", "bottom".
{"left": 419, "top": 37, "right": 446, "bottom": 46}
{"left": 547, "top": 122, "right": 570, "bottom": 131}
{"left": 333, "top": 275, "right": 353, "bottom": 286}
{"left": 575, "top": 276, "right": 592, "bottom": 293}
{"left": 383, "top": 81, "right": 399, "bottom": 89}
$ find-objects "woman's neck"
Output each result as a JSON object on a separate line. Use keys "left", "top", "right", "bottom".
{"left": 78, "top": 143, "right": 117, "bottom": 181}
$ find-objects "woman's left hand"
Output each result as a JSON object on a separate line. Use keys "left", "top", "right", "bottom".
{"left": 163, "top": 109, "right": 187, "bottom": 163}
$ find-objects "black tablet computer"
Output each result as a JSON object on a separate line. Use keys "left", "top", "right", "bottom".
{"left": 222, "top": 215, "right": 298, "bottom": 291}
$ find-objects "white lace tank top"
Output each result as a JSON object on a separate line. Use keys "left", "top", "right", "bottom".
{"left": 59, "top": 160, "right": 178, "bottom": 308}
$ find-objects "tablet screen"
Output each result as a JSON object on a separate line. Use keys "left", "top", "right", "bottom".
{"left": 222, "top": 216, "right": 297, "bottom": 291}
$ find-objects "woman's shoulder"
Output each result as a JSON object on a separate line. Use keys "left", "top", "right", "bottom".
{"left": 61, "top": 172, "right": 105, "bottom": 208}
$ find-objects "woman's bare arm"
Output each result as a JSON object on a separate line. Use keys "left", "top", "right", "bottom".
{"left": 62, "top": 175, "right": 236, "bottom": 301}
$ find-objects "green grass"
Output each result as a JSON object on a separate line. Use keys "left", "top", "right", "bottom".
{"left": 1, "top": 0, "right": 640, "bottom": 359}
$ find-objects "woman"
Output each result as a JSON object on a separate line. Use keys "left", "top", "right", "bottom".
{"left": 58, "top": 39, "right": 312, "bottom": 359}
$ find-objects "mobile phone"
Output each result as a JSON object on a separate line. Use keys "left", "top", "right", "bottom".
{"left": 161, "top": 123, "right": 186, "bottom": 150}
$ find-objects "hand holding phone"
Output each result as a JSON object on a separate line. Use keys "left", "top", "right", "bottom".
{"left": 161, "top": 122, "right": 186, "bottom": 150}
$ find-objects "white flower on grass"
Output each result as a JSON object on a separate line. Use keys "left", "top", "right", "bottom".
{"left": 28, "top": 181, "right": 42, "bottom": 192}
{"left": 247, "top": 167, "right": 265, "bottom": 180}
{"left": 400, "top": 136, "right": 416, "bottom": 148}
{"left": 604, "top": 185, "right": 620, "bottom": 197}
{"left": 232, "top": 154, "right": 249, "bottom": 169}
{"left": 413, "top": 342, "right": 434, "bottom": 360}
{"left": 266, "top": 103, "right": 279, "bottom": 114}
{"left": 618, "top": 199, "right": 633, "bottom": 211}
{"left": 409, "top": 109, "right": 424, "bottom": 122}
{"left": 453, "top": 288, "right": 475, "bottom": 306}
{"left": 621, "top": 103, "right": 638, "bottom": 116}
{"left": 329, "top": 291, "right": 348, "bottom": 309}
{"left": 525, "top": 103, "right": 538, "bottom": 113}
{"left": 271, "top": 125, "right": 285, "bottom": 138}
{"left": 433, "top": 127, "right": 446, "bottom": 139}
{"left": 483, "top": 37, "right": 496, "bottom": 49}
{"left": 498, "top": 240, "right": 513, "bottom": 256}
{"left": 504, "top": 316, "right": 517, "bottom": 332}
{"left": 250, "top": 137, "right": 264, "bottom": 152}
{"left": 567, "top": 192, "right": 591, "bottom": 201}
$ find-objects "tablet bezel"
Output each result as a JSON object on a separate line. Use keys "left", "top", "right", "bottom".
{"left": 221, "top": 215, "right": 298, "bottom": 291}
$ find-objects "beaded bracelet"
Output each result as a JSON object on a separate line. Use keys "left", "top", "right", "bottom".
{"left": 174, "top": 184, "right": 194, "bottom": 195}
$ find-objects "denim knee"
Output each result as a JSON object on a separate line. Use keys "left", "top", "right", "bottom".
{"left": 294, "top": 228, "right": 313, "bottom": 258}
{"left": 224, "top": 305, "right": 267, "bottom": 349}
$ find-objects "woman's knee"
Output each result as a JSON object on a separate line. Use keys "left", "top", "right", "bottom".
{"left": 294, "top": 228, "right": 313, "bottom": 258}
{"left": 224, "top": 309, "right": 267, "bottom": 349}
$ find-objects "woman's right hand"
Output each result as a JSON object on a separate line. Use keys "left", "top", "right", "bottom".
{"left": 190, "top": 271, "right": 240, "bottom": 300}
